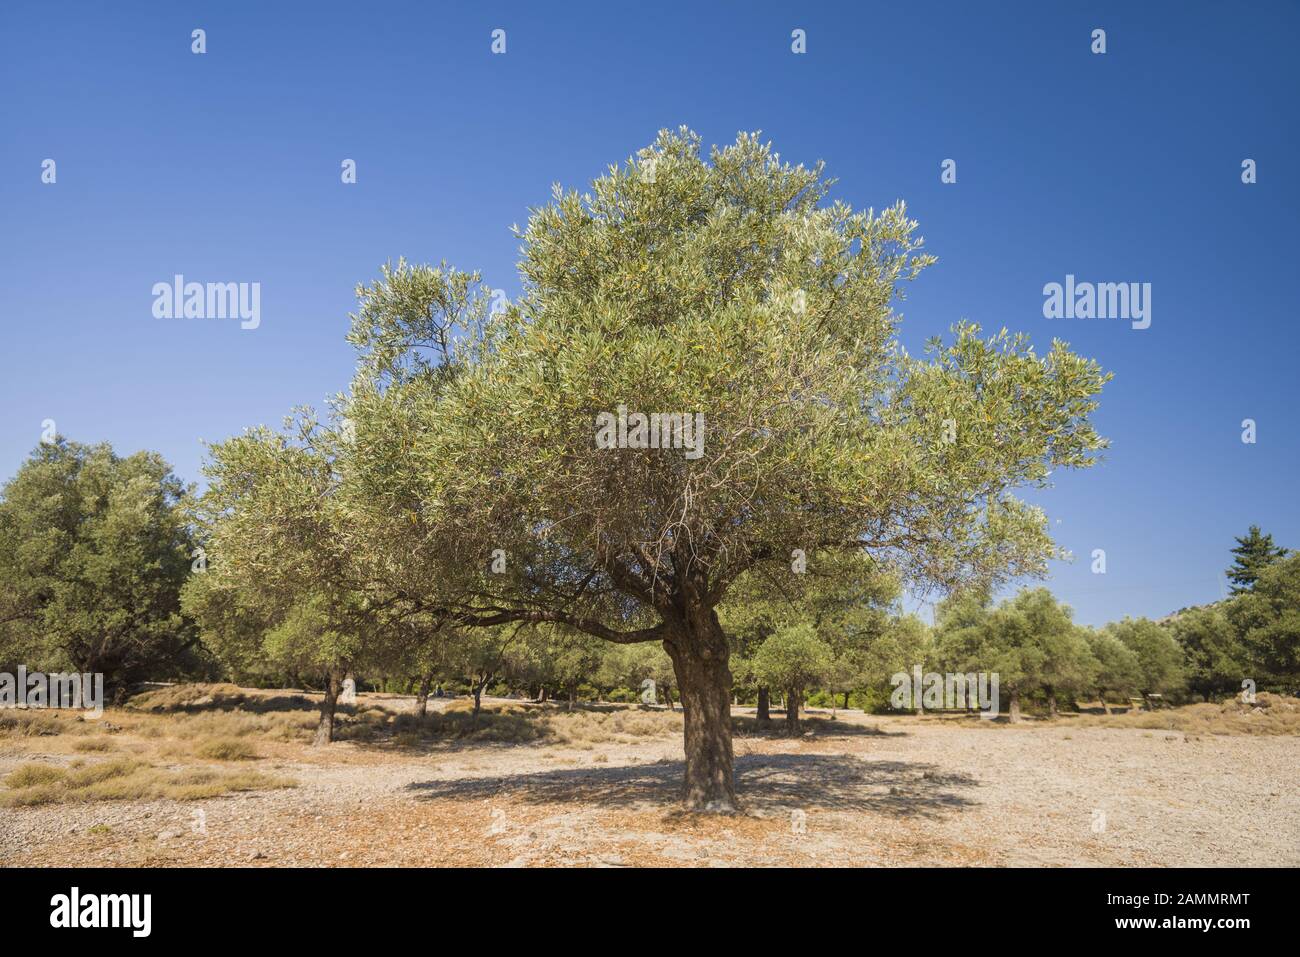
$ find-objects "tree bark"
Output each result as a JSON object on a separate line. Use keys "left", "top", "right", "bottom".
{"left": 756, "top": 686, "right": 771, "bottom": 724}
{"left": 472, "top": 678, "right": 488, "bottom": 728}
{"left": 313, "top": 670, "right": 343, "bottom": 746}
{"left": 1098, "top": 690, "right": 1111, "bottom": 715}
{"left": 1008, "top": 688, "right": 1021, "bottom": 724}
{"left": 665, "top": 609, "right": 737, "bottom": 812}
{"left": 843, "top": 690, "right": 851, "bottom": 711}
{"left": 785, "top": 687, "right": 802, "bottom": 735}
{"left": 662, "top": 684, "right": 674, "bottom": 711}
{"left": 416, "top": 673, "right": 432, "bottom": 718}
{"left": 1046, "top": 685, "right": 1058, "bottom": 718}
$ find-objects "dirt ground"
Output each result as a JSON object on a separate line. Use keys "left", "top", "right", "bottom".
{"left": 1, "top": 690, "right": 1297, "bottom": 867}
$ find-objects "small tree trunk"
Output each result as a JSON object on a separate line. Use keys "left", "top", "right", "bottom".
{"left": 313, "top": 670, "right": 344, "bottom": 746}
{"left": 472, "top": 679, "right": 486, "bottom": 727}
{"left": 756, "top": 686, "right": 771, "bottom": 724}
{"left": 1098, "top": 690, "right": 1111, "bottom": 715}
{"left": 1008, "top": 688, "right": 1022, "bottom": 724}
{"left": 416, "top": 673, "right": 433, "bottom": 718}
{"left": 1046, "top": 685, "right": 1058, "bottom": 718}
{"left": 785, "top": 687, "right": 802, "bottom": 735}
{"left": 666, "top": 610, "right": 737, "bottom": 813}
{"left": 567, "top": 687, "right": 575, "bottom": 711}
{"left": 663, "top": 684, "right": 674, "bottom": 711}
{"left": 843, "top": 690, "right": 851, "bottom": 710}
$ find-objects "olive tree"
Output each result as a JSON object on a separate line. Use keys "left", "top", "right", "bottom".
{"left": 0, "top": 439, "right": 196, "bottom": 689}
{"left": 750, "top": 623, "right": 834, "bottom": 734}
{"left": 342, "top": 129, "right": 1108, "bottom": 809}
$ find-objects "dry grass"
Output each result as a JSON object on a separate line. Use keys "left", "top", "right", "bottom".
{"left": 1075, "top": 693, "right": 1300, "bottom": 735}
{"left": 193, "top": 737, "right": 261, "bottom": 761}
{"left": 0, "top": 710, "right": 73, "bottom": 737}
{"left": 381, "top": 702, "right": 683, "bottom": 747}
{"left": 126, "top": 683, "right": 252, "bottom": 713}
{"left": 0, "top": 757, "right": 294, "bottom": 807}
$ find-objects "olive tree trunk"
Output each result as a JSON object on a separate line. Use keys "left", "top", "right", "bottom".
{"left": 313, "top": 670, "right": 344, "bottom": 746}
{"left": 785, "top": 687, "right": 802, "bottom": 735}
{"left": 416, "top": 673, "right": 433, "bottom": 718}
{"left": 1008, "top": 688, "right": 1022, "bottom": 724}
{"left": 756, "top": 686, "right": 770, "bottom": 724}
{"left": 664, "top": 607, "right": 736, "bottom": 812}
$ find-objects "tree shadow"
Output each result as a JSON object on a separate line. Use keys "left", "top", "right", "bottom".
{"left": 404, "top": 752, "right": 979, "bottom": 817}
{"left": 732, "top": 715, "right": 905, "bottom": 739}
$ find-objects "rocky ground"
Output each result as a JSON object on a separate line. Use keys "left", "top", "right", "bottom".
{"left": 2, "top": 694, "right": 1296, "bottom": 867}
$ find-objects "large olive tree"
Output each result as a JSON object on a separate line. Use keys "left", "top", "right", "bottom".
{"left": 343, "top": 129, "right": 1109, "bottom": 810}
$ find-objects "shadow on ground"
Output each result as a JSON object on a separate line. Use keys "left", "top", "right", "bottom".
{"left": 404, "top": 752, "right": 978, "bottom": 818}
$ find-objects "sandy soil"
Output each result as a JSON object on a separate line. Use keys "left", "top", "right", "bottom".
{"left": 1, "top": 696, "right": 1296, "bottom": 868}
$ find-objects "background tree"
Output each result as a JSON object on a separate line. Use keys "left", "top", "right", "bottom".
{"left": 721, "top": 551, "right": 896, "bottom": 720}
{"left": 1082, "top": 628, "right": 1141, "bottom": 713}
{"left": 0, "top": 439, "right": 196, "bottom": 689}
{"left": 1226, "top": 525, "right": 1288, "bottom": 594}
{"left": 1168, "top": 604, "right": 1246, "bottom": 701}
{"left": 595, "top": 641, "right": 677, "bottom": 707}
{"left": 749, "top": 622, "right": 834, "bottom": 734}
{"left": 187, "top": 411, "right": 417, "bottom": 743}
{"left": 1108, "top": 617, "right": 1185, "bottom": 707}
{"left": 1227, "top": 552, "right": 1300, "bottom": 692}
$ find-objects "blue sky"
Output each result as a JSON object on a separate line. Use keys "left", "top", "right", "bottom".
{"left": 2, "top": 1, "right": 1297, "bottom": 626}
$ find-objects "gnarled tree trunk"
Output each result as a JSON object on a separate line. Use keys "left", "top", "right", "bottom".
{"left": 313, "top": 670, "right": 344, "bottom": 746}
{"left": 785, "top": 686, "right": 802, "bottom": 735}
{"left": 756, "top": 686, "right": 770, "bottom": 724}
{"left": 416, "top": 673, "right": 433, "bottom": 718}
{"left": 1098, "top": 689, "right": 1111, "bottom": 715}
{"left": 664, "top": 606, "right": 736, "bottom": 812}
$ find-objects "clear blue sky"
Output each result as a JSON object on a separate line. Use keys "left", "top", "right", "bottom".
{"left": 2, "top": 1, "right": 1296, "bottom": 626}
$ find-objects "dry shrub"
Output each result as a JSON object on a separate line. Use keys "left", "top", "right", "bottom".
{"left": 166, "top": 710, "right": 315, "bottom": 742}
{"left": 127, "top": 683, "right": 249, "bottom": 713}
{"left": 72, "top": 738, "right": 115, "bottom": 753}
{"left": 545, "top": 707, "right": 681, "bottom": 745}
{"left": 0, "top": 710, "right": 64, "bottom": 737}
{"left": 0, "top": 756, "right": 294, "bottom": 807}
{"left": 193, "top": 737, "right": 260, "bottom": 761}
{"left": 1077, "top": 693, "right": 1300, "bottom": 735}
{"left": 442, "top": 699, "right": 531, "bottom": 715}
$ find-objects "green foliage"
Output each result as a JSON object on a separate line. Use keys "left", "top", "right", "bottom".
{"left": 1226, "top": 525, "right": 1288, "bottom": 594}
{"left": 750, "top": 623, "right": 835, "bottom": 696}
{"left": 1083, "top": 628, "right": 1142, "bottom": 700}
{"left": 934, "top": 588, "right": 1097, "bottom": 703}
{"left": 0, "top": 439, "right": 195, "bottom": 686}
{"left": 1227, "top": 552, "right": 1300, "bottom": 691}
{"left": 1108, "top": 617, "right": 1185, "bottom": 698}
{"left": 343, "top": 127, "right": 1107, "bottom": 650}
{"left": 1169, "top": 604, "right": 1247, "bottom": 699}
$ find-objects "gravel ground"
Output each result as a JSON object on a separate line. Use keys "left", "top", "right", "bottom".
{"left": 2, "top": 703, "right": 1296, "bottom": 867}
